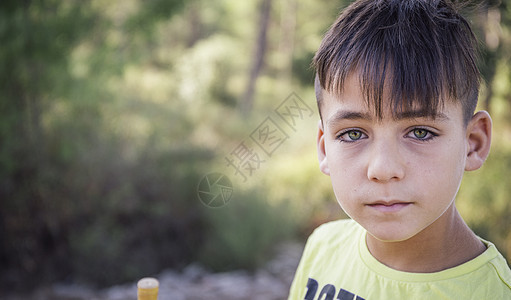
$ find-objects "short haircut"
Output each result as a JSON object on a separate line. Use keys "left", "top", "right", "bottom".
{"left": 313, "top": 0, "right": 480, "bottom": 125}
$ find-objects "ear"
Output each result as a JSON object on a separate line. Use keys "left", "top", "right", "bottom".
{"left": 465, "top": 111, "right": 492, "bottom": 171}
{"left": 317, "top": 120, "right": 330, "bottom": 175}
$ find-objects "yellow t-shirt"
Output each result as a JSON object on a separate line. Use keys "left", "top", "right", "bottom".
{"left": 288, "top": 219, "right": 511, "bottom": 299}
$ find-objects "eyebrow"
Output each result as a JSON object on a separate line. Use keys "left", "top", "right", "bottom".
{"left": 396, "top": 110, "right": 449, "bottom": 121}
{"left": 327, "top": 111, "right": 372, "bottom": 124}
{"left": 326, "top": 109, "right": 449, "bottom": 125}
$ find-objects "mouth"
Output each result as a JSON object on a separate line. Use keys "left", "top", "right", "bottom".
{"left": 366, "top": 201, "right": 412, "bottom": 213}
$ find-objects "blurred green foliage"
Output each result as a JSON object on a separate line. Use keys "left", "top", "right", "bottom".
{"left": 199, "top": 188, "right": 297, "bottom": 271}
{"left": 459, "top": 147, "right": 511, "bottom": 261}
{"left": 0, "top": 0, "right": 510, "bottom": 293}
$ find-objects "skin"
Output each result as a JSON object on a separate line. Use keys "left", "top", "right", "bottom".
{"left": 317, "top": 74, "right": 492, "bottom": 273}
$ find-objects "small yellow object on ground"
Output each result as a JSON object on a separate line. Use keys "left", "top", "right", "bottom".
{"left": 137, "top": 277, "right": 159, "bottom": 300}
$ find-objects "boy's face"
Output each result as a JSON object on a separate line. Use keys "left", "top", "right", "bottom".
{"left": 317, "top": 74, "right": 471, "bottom": 242}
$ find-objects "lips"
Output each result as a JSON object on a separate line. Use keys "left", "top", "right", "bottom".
{"left": 366, "top": 201, "right": 412, "bottom": 213}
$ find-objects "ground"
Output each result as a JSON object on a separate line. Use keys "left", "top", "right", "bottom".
{"left": 5, "top": 242, "right": 303, "bottom": 300}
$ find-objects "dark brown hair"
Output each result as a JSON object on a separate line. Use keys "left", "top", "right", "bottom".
{"left": 313, "top": 0, "right": 480, "bottom": 124}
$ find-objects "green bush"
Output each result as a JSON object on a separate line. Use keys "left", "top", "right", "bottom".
{"left": 199, "top": 187, "right": 297, "bottom": 272}
{"left": 458, "top": 147, "right": 511, "bottom": 264}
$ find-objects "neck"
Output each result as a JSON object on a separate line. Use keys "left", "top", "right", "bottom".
{"left": 366, "top": 204, "right": 486, "bottom": 273}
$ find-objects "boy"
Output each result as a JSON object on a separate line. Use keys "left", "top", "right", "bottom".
{"left": 288, "top": 0, "right": 511, "bottom": 299}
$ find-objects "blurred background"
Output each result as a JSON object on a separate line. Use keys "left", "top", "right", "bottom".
{"left": 0, "top": 0, "right": 510, "bottom": 297}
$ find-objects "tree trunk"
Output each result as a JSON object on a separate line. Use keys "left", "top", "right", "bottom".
{"left": 241, "top": 0, "right": 272, "bottom": 115}
{"left": 186, "top": 2, "right": 202, "bottom": 48}
{"left": 475, "top": 4, "right": 501, "bottom": 113}
{"left": 278, "top": 0, "right": 297, "bottom": 84}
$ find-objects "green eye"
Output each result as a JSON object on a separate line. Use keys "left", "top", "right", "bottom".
{"left": 413, "top": 129, "right": 428, "bottom": 139}
{"left": 337, "top": 129, "right": 366, "bottom": 142}
{"left": 348, "top": 130, "right": 362, "bottom": 140}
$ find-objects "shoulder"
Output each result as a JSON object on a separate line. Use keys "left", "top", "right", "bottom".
{"left": 288, "top": 218, "right": 363, "bottom": 298}
{"left": 459, "top": 239, "right": 511, "bottom": 296}
{"left": 311, "top": 218, "right": 361, "bottom": 236}
{"left": 306, "top": 218, "right": 362, "bottom": 250}
{"left": 485, "top": 242, "right": 511, "bottom": 292}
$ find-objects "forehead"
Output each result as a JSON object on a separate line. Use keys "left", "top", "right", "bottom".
{"left": 321, "top": 74, "right": 460, "bottom": 124}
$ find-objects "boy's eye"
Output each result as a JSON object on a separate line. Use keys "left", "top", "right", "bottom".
{"left": 407, "top": 128, "right": 437, "bottom": 141}
{"left": 413, "top": 129, "right": 428, "bottom": 139}
{"left": 337, "top": 129, "right": 366, "bottom": 142}
{"left": 348, "top": 131, "right": 362, "bottom": 140}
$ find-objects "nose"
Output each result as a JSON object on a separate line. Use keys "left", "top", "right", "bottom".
{"left": 367, "top": 139, "right": 405, "bottom": 182}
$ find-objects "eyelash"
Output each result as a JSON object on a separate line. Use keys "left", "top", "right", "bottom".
{"left": 335, "top": 129, "right": 367, "bottom": 143}
{"left": 335, "top": 127, "right": 438, "bottom": 143}
{"left": 405, "top": 127, "right": 438, "bottom": 141}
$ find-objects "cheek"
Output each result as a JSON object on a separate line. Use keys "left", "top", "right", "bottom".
{"left": 327, "top": 159, "right": 365, "bottom": 207}
{"left": 326, "top": 149, "right": 363, "bottom": 185}
{"left": 413, "top": 147, "right": 465, "bottom": 200}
